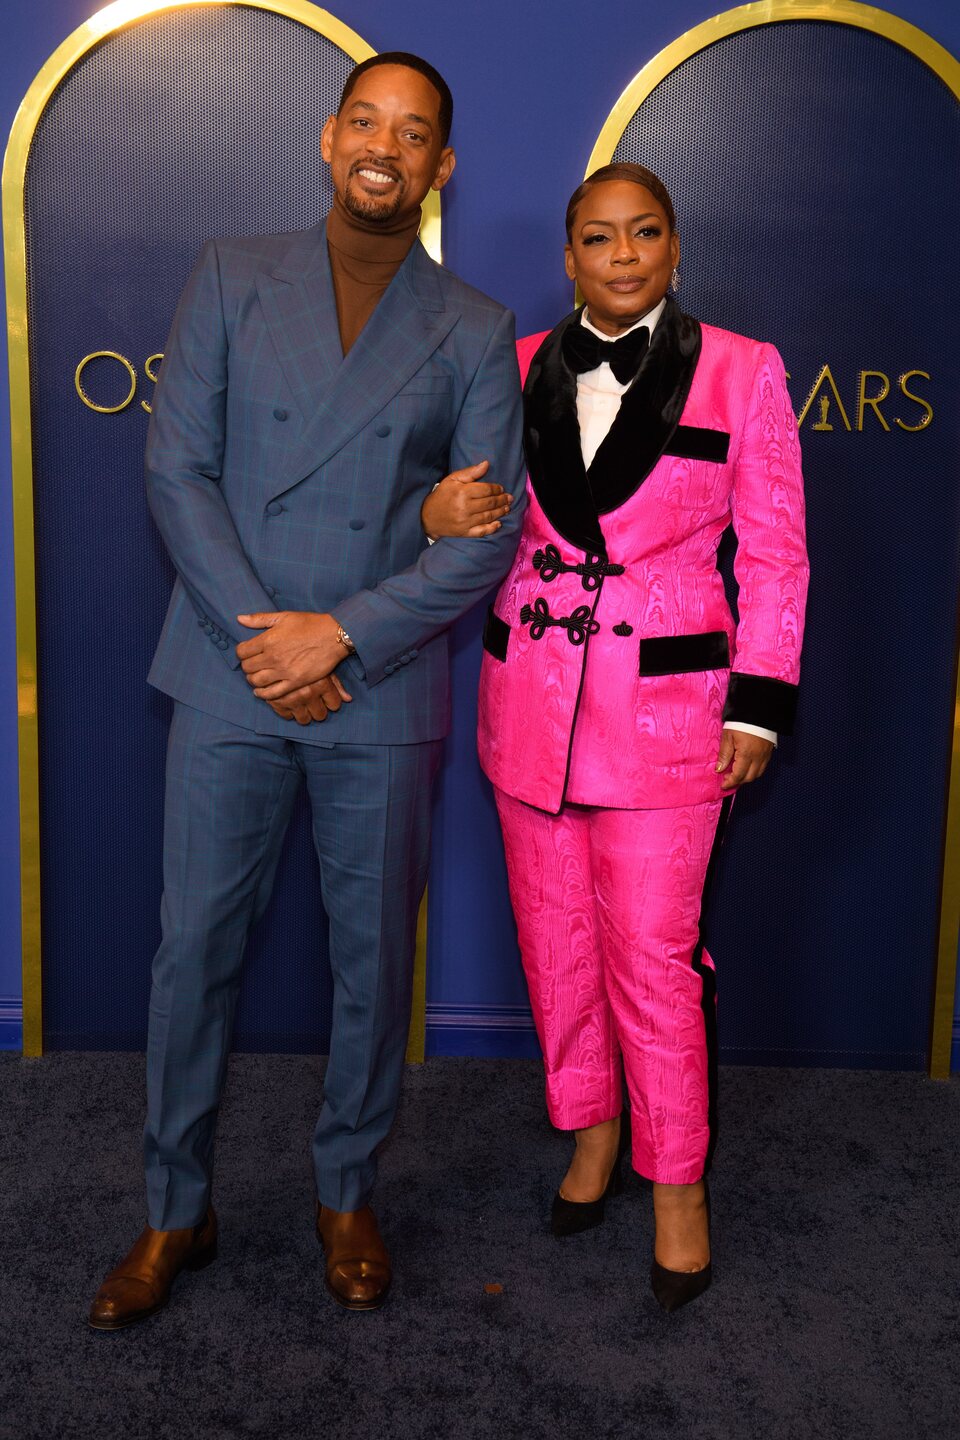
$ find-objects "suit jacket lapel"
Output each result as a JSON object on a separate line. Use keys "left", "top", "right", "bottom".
{"left": 588, "top": 297, "right": 702, "bottom": 512}
{"left": 257, "top": 231, "right": 457, "bottom": 494}
{"left": 256, "top": 223, "right": 341, "bottom": 427}
{"left": 336, "top": 240, "right": 456, "bottom": 447}
{"left": 523, "top": 310, "right": 606, "bottom": 557}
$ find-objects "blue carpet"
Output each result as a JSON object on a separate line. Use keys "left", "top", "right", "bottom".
{"left": 1, "top": 1054, "right": 957, "bottom": 1439}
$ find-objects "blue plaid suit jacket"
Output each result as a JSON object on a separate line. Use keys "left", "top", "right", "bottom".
{"left": 145, "top": 223, "right": 527, "bottom": 743}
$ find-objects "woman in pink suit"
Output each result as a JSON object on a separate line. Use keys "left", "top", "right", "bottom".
{"left": 430, "top": 163, "right": 807, "bottom": 1310}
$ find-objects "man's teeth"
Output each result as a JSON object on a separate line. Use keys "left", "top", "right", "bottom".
{"left": 358, "top": 169, "right": 396, "bottom": 184}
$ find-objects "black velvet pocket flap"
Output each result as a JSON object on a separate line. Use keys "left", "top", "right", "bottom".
{"left": 483, "top": 606, "right": 510, "bottom": 663}
{"left": 663, "top": 425, "right": 730, "bottom": 463}
{"left": 639, "top": 630, "right": 730, "bottom": 676}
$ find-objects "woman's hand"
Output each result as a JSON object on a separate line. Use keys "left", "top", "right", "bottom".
{"left": 421, "top": 460, "right": 513, "bottom": 539}
{"left": 715, "top": 729, "right": 775, "bottom": 790}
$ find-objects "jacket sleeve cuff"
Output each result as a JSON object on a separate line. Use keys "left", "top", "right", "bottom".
{"left": 723, "top": 671, "right": 798, "bottom": 734}
{"left": 192, "top": 609, "right": 243, "bottom": 668}
{"left": 723, "top": 721, "right": 777, "bottom": 746}
{"left": 332, "top": 592, "right": 396, "bottom": 687}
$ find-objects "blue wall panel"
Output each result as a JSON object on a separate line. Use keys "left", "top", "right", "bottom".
{"left": 19, "top": 5, "right": 355, "bottom": 1051}
{"left": 2, "top": 1, "right": 959, "bottom": 1065}
{"left": 611, "top": 21, "right": 960, "bottom": 1069}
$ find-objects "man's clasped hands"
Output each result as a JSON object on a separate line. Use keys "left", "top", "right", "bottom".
{"left": 235, "top": 462, "right": 511, "bottom": 726}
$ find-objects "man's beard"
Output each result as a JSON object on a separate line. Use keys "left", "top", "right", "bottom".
{"left": 342, "top": 176, "right": 405, "bottom": 223}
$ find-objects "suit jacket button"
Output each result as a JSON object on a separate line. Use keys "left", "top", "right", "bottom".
{"left": 375, "top": 423, "right": 391, "bottom": 438}
{"left": 273, "top": 408, "right": 288, "bottom": 421}
{"left": 266, "top": 501, "right": 283, "bottom": 516}
{"left": 264, "top": 584, "right": 277, "bottom": 598}
{"left": 385, "top": 663, "right": 396, "bottom": 675}
{"left": 349, "top": 519, "right": 364, "bottom": 531}
{"left": 217, "top": 639, "right": 229, "bottom": 650}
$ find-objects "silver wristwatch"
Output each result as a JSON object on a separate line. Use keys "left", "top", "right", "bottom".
{"left": 336, "top": 623, "right": 355, "bottom": 654}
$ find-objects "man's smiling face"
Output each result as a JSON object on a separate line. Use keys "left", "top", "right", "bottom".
{"left": 321, "top": 64, "right": 455, "bottom": 225}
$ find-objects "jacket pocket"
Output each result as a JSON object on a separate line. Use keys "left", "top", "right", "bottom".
{"left": 639, "top": 630, "right": 730, "bottom": 676}
{"left": 663, "top": 425, "right": 730, "bottom": 463}
{"left": 398, "top": 375, "right": 454, "bottom": 394}
{"left": 483, "top": 606, "right": 510, "bottom": 662}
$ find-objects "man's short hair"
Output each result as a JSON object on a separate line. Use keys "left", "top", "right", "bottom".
{"left": 338, "top": 52, "right": 453, "bottom": 147}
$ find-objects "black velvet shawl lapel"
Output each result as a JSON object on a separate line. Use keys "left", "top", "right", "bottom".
{"left": 523, "top": 309, "right": 606, "bottom": 557}
{"left": 523, "top": 298, "right": 703, "bottom": 553}
{"left": 588, "top": 295, "right": 702, "bottom": 514}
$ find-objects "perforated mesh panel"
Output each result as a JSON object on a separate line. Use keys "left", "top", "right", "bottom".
{"left": 26, "top": 4, "right": 358, "bottom": 1050}
{"left": 612, "top": 22, "right": 960, "bottom": 1067}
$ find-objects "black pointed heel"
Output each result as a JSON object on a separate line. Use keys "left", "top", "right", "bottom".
{"left": 650, "top": 1257, "right": 712, "bottom": 1311}
{"left": 650, "top": 1181, "right": 712, "bottom": 1311}
{"left": 550, "top": 1144, "right": 626, "bottom": 1237}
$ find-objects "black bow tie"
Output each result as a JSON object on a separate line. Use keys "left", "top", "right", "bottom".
{"left": 562, "top": 320, "right": 650, "bottom": 385}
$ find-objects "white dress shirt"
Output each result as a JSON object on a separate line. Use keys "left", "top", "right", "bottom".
{"left": 576, "top": 304, "right": 776, "bottom": 747}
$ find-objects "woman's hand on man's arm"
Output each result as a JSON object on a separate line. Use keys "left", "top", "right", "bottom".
{"left": 420, "top": 460, "right": 513, "bottom": 539}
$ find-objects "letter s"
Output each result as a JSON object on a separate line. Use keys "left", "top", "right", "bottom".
{"left": 895, "top": 371, "right": 933, "bottom": 432}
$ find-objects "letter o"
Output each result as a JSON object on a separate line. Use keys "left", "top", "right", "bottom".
{"left": 74, "top": 351, "right": 137, "bottom": 413}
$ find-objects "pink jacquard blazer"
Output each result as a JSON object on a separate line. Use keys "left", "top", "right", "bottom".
{"left": 477, "top": 299, "right": 809, "bottom": 813}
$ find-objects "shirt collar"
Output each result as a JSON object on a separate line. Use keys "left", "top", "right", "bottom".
{"left": 580, "top": 296, "right": 666, "bottom": 343}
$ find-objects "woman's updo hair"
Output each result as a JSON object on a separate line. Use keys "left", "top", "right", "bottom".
{"left": 565, "top": 162, "right": 676, "bottom": 241}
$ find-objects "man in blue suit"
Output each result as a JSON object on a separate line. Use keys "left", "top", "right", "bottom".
{"left": 89, "top": 53, "right": 525, "bottom": 1327}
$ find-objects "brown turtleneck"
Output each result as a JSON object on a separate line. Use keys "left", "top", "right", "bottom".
{"left": 325, "top": 195, "right": 421, "bottom": 355}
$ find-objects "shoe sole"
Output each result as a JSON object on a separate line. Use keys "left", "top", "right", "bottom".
{"left": 88, "top": 1298, "right": 168, "bottom": 1331}
{"left": 323, "top": 1275, "right": 391, "bottom": 1311}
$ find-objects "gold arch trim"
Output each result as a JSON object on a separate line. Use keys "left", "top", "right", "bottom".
{"left": 586, "top": 0, "right": 960, "bottom": 1079}
{"left": 3, "top": 0, "right": 438, "bottom": 1058}
{"left": 587, "top": 2, "right": 960, "bottom": 172}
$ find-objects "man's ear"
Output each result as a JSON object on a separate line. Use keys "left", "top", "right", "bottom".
{"left": 320, "top": 115, "right": 336, "bottom": 164}
{"left": 431, "top": 147, "right": 456, "bottom": 192}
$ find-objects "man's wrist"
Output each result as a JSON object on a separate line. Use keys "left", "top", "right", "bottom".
{"left": 334, "top": 621, "right": 355, "bottom": 654}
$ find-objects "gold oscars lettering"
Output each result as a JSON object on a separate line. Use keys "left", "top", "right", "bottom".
{"left": 74, "top": 351, "right": 164, "bottom": 414}
{"left": 74, "top": 351, "right": 934, "bottom": 433}
{"left": 792, "top": 363, "right": 933, "bottom": 433}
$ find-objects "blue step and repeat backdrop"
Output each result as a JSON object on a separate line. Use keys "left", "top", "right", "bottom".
{"left": 1, "top": 0, "right": 959, "bottom": 1070}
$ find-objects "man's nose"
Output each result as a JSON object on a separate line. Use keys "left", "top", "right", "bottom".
{"left": 367, "top": 130, "right": 400, "bottom": 157}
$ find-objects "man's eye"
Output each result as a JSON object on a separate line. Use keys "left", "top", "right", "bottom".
{"left": 405, "top": 132, "right": 425, "bottom": 144}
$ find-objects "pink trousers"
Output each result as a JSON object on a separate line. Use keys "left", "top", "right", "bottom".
{"left": 494, "top": 789, "right": 728, "bottom": 1185}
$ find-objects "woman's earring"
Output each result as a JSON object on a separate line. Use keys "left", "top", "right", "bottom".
{"left": 670, "top": 267, "right": 681, "bottom": 294}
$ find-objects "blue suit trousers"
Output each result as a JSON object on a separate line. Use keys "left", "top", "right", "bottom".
{"left": 144, "top": 702, "right": 441, "bottom": 1228}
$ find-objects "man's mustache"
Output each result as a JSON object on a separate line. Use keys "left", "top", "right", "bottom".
{"left": 350, "top": 160, "right": 402, "bottom": 183}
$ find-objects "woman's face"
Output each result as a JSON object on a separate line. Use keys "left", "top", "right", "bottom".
{"left": 565, "top": 180, "right": 680, "bottom": 336}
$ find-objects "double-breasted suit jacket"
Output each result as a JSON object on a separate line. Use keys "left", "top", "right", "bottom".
{"left": 146, "top": 224, "right": 527, "bottom": 739}
{"left": 140, "top": 223, "right": 527, "bottom": 1227}
{"left": 478, "top": 298, "right": 808, "bottom": 813}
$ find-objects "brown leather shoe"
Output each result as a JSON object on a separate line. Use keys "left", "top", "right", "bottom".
{"left": 316, "top": 1203, "right": 391, "bottom": 1310}
{"left": 88, "top": 1208, "right": 217, "bottom": 1330}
